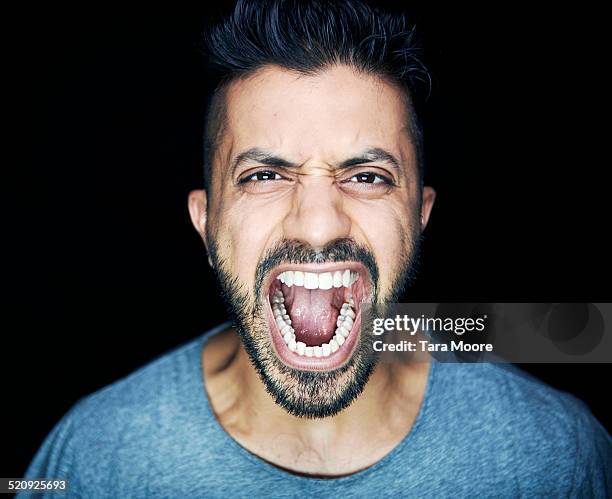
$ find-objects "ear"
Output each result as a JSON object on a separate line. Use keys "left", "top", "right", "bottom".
{"left": 188, "top": 190, "right": 213, "bottom": 266}
{"left": 420, "top": 186, "right": 436, "bottom": 231}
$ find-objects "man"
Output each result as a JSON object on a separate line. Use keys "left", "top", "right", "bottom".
{"left": 23, "top": 0, "right": 610, "bottom": 497}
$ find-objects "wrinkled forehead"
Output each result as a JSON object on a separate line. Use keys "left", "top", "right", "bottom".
{"left": 215, "top": 64, "right": 416, "bottom": 177}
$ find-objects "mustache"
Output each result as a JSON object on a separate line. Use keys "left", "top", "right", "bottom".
{"left": 254, "top": 238, "right": 379, "bottom": 298}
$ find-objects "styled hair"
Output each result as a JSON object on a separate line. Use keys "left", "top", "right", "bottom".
{"left": 202, "top": 0, "right": 430, "bottom": 191}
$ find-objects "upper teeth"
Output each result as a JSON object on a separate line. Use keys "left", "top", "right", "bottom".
{"left": 277, "top": 269, "right": 359, "bottom": 289}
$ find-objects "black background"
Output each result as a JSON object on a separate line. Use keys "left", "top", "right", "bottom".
{"left": 4, "top": 2, "right": 610, "bottom": 476}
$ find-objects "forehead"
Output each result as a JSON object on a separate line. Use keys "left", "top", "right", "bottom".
{"left": 218, "top": 64, "right": 414, "bottom": 171}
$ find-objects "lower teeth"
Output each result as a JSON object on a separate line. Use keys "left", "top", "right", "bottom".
{"left": 270, "top": 289, "right": 356, "bottom": 357}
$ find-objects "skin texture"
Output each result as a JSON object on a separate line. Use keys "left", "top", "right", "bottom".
{"left": 188, "top": 64, "right": 436, "bottom": 476}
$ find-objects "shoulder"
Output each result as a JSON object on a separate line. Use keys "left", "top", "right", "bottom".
{"left": 430, "top": 362, "right": 611, "bottom": 494}
{"left": 72, "top": 333, "right": 204, "bottom": 428}
{"left": 23, "top": 326, "right": 228, "bottom": 493}
{"left": 441, "top": 362, "right": 587, "bottom": 418}
{"left": 434, "top": 362, "right": 609, "bottom": 444}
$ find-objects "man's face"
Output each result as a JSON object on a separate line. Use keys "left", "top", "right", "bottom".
{"left": 190, "top": 64, "right": 435, "bottom": 418}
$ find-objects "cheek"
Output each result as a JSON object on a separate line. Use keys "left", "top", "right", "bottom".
{"left": 215, "top": 195, "right": 287, "bottom": 289}
{"left": 350, "top": 199, "right": 418, "bottom": 295}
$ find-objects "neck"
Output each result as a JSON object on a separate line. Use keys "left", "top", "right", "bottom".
{"left": 203, "top": 326, "right": 429, "bottom": 475}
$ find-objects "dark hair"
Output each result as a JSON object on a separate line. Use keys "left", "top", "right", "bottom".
{"left": 202, "top": 0, "right": 430, "bottom": 191}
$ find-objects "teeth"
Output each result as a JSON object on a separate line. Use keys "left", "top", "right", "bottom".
{"left": 274, "top": 297, "right": 357, "bottom": 358}
{"left": 342, "top": 269, "right": 351, "bottom": 287}
{"left": 296, "top": 341, "right": 306, "bottom": 355}
{"left": 318, "top": 272, "right": 333, "bottom": 290}
{"left": 337, "top": 325, "right": 350, "bottom": 338}
{"left": 272, "top": 272, "right": 361, "bottom": 357}
{"left": 276, "top": 268, "right": 359, "bottom": 290}
{"left": 333, "top": 271, "right": 343, "bottom": 288}
{"left": 285, "top": 271, "right": 294, "bottom": 287}
{"left": 329, "top": 339, "right": 339, "bottom": 353}
{"left": 304, "top": 272, "right": 318, "bottom": 289}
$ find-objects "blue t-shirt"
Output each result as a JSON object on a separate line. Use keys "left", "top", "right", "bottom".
{"left": 22, "top": 323, "right": 611, "bottom": 498}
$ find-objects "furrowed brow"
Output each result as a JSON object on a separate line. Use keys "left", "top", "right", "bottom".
{"left": 231, "top": 147, "right": 297, "bottom": 175}
{"left": 337, "top": 147, "right": 401, "bottom": 170}
{"left": 230, "top": 146, "right": 401, "bottom": 176}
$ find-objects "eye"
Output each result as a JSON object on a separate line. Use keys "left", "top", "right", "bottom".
{"left": 238, "top": 170, "right": 283, "bottom": 184}
{"left": 348, "top": 172, "right": 392, "bottom": 185}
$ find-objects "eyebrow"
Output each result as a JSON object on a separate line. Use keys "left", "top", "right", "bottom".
{"left": 231, "top": 146, "right": 401, "bottom": 174}
{"left": 338, "top": 147, "right": 401, "bottom": 170}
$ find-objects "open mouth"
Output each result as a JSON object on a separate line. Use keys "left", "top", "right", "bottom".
{"left": 265, "top": 263, "right": 369, "bottom": 370}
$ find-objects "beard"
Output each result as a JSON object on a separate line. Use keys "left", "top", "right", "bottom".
{"left": 206, "top": 231, "right": 421, "bottom": 419}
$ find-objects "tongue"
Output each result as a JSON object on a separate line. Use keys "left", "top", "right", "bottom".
{"left": 288, "top": 288, "right": 338, "bottom": 346}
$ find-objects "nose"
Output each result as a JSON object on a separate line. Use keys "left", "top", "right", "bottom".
{"left": 282, "top": 175, "right": 351, "bottom": 249}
